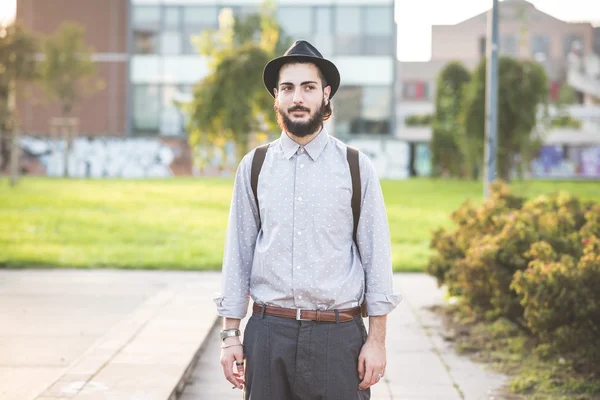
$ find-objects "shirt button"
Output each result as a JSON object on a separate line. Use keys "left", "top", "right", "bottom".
{"left": 298, "top": 197, "right": 302, "bottom": 201}
{"left": 300, "top": 164, "right": 305, "bottom": 168}
{"left": 296, "top": 265, "right": 301, "bottom": 270}
{"left": 297, "top": 231, "right": 302, "bottom": 236}
{"left": 298, "top": 295, "right": 302, "bottom": 299}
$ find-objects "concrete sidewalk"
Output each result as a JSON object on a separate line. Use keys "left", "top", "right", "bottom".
{"left": 0, "top": 270, "right": 509, "bottom": 400}
{"left": 180, "top": 274, "right": 509, "bottom": 400}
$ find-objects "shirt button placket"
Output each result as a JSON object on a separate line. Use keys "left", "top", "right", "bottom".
{"left": 293, "top": 149, "right": 307, "bottom": 306}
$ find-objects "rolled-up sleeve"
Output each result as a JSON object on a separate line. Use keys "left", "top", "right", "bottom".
{"left": 356, "top": 153, "right": 402, "bottom": 316}
{"left": 213, "top": 151, "right": 260, "bottom": 319}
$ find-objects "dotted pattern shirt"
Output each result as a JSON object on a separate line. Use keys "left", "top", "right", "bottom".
{"left": 213, "top": 129, "right": 402, "bottom": 319}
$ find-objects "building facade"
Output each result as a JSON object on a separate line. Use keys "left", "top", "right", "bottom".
{"left": 16, "top": 0, "right": 397, "bottom": 140}
{"left": 396, "top": 0, "right": 600, "bottom": 179}
{"left": 13, "top": 0, "right": 398, "bottom": 177}
{"left": 130, "top": 0, "right": 397, "bottom": 140}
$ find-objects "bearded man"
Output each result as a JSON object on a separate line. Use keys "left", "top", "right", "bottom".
{"left": 214, "top": 40, "right": 401, "bottom": 400}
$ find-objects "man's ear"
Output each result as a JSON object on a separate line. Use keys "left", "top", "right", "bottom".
{"left": 323, "top": 86, "right": 332, "bottom": 104}
{"left": 273, "top": 88, "right": 278, "bottom": 97}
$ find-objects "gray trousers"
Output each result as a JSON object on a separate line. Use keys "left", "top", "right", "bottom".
{"left": 243, "top": 312, "right": 371, "bottom": 400}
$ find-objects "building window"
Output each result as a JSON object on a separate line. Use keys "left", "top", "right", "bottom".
{"left": 364, "top": 6, "right": 394, "bottom": 56}
{"left": 133, "top": 6, "right": 161, "bottom": 54}
{"left": 313, "top": 7, "right": 333, "bottom": 57}
{"left": 500, "top": 35, "right": 518, "bottom": 57}
{"left": 160, "top": 31, "right": 182, "bottom": 56}
{"left": 402, "top": 81, "right": 430, "bottom": 100}
{"left": 564, "top": 34, "right": 584, "bottom": 56}
{"left": 531, "top": 35, "right": 550, "bottom": 61}
{"left": 277, "top": 7, "right": 313, "bottom": 39}
{"left": 335, "top": 6, "right": 361, "bottom": 56}
{"left": 479, "top": 36, "right": 486, "bottom": 58}
{"left": 133, "top": 85, "right": 161, "bottom": 134}
{"left": 334, "top": 86, "right": 391, "bottom": 135}
{"left": 182, "top": 6, "right": 218, "bottom": 54}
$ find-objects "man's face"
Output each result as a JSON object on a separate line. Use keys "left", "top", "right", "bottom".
{"left": 274, "top": 63, "right": 331, "bottom": 138}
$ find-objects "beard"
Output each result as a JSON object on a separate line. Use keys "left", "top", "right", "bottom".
{"left": 275, "top": 99, "right": 326, "bottom": 138}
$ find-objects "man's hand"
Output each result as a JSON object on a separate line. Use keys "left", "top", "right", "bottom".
{"left": 357, "top": 337, "right": 386, "bottom": 390}
{"left": 220, "top": 337, "right": 245, "bottom": 390}
{"left": 357, "top": 315, "right": 387, "bottom": 391}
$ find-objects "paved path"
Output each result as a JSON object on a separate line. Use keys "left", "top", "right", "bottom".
{"left": 180, "top": 274, "right": 509, "bottom": 400}
{"left": 0, "top": 269, "right": 221, "bottom": 400}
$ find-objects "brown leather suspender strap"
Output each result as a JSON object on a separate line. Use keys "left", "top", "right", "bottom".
{"left": 346, "top": 146, "right": 361, "bottom": 250}
{"left": 251, "top": 143, "right": 270, "bottom": 229}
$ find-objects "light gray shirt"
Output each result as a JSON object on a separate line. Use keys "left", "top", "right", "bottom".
{"left": 214, "top": 129, "right": 402, "bottom": 319}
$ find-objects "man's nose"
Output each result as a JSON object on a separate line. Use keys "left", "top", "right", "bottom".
{"left": 292, "top": 88, "right": 304, "bottom": 104}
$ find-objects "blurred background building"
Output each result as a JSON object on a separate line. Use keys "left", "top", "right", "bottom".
{"left": 397, "top": 0, "right": 600, "bottom": 178}
{"left": 9, "top": 0, "right": 600, "bottom": 179}
{"left": 15, "top": 0, "right": 396, "bottom": 139}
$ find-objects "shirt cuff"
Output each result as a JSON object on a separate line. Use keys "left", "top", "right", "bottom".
{"left": 365, "top": 292, "right": 403, "bottom": 316}
{"left": 213, "top": 293, "right": 250, "bottom": 319}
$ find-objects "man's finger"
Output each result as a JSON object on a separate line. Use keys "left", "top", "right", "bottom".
{"left": 357, "top": 355, "right": 365, "bottom": 380}
{"left": 358, "top": 362, "right": 374, "bottom": 390}
{"left": 221, "top": 355, "right": 242, "bottom": 388}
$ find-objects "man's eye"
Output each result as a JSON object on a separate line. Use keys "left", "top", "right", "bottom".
{"left": 306, "top": 86, "right": 315, "bottom": 90}
{"left": 282, "top": 86, "right": 292, "bottom": 91}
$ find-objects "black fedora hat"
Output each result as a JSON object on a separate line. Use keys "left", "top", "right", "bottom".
{"left": 263, "top": 40, "right": 340, "bottom": 99}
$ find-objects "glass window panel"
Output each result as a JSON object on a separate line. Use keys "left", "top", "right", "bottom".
{"left": 183, "top": 6, "right": 218, "bottom": 29}
{"left": 134, "top": 30, "right": 159, "bottom": 54}
{"left": 313, "top": 34, "right": 333, "bottom": 57}
{"left": 234, "top": 6, "right": 259, "bottom": 17}
{"left": 363, "top": 36, "right": 393, "bottom": 56}
{"left": 315, "top": 7, "right": 331, "bottom": 34}
{"left": 160, "top": 32, "right": 182, "bottom": 55}
{"left": 161, "top": 85, "right": 184, "bottom": 135}
{"left": 335, "top": 7, "right": 360, "bottom": 35}
{"left": 134, "top": 85, "right": 160, "bottom": 133}
{"left": 334, "top": 86, "right": 391, "bottom": 135}
{"left": 335, "top": 7, "right": 361, "bottom": 55}
{"left": 164, "top": 7, "right": 180, "bottom": 30}
{"left": 277, "top": 7, "right": 313, "bottom": 36}
{"left": 365, "top": 7, "right": 392, "bottom": 35}
{"left": 183, "top": 32, "right": 201, "bottom": 54}
{"left": 531, "top": 35, "right": 550, "bottom": 60}
{"left": 334, "top": 86, "right": 362, "bottom": 135}
{"left": 133, "top": 6, "right": 160, "bottom": 28}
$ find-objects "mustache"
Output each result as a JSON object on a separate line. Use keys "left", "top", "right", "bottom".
{"left": 288, "top": 106, "right": 310, "bottom": 113}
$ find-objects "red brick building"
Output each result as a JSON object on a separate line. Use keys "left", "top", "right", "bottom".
{"left": 16, "top": 0, "right": 129, "bottom": 137}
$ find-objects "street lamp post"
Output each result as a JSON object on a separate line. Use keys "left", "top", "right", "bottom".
{"left": 484, "top": 0, "right": 499, "bottom": 198}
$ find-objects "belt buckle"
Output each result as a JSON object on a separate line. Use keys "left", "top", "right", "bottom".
{"left": 296, "top": 308, "right": 310, "bottom": 321}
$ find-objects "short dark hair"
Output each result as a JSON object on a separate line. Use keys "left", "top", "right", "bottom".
{"left": 277, "top": 61, "right": 333, "bottom": 121}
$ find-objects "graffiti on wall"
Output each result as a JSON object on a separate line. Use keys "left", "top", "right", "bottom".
{"left": 530, "top": 145, "right": 600, "bottom": 178}
{"left": 14, "top": 136, "right": 193, "bottom": 178}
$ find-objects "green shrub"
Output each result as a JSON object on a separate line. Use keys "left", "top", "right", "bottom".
{"left": 428, "top": 182, "right": 600, "bottom": 371}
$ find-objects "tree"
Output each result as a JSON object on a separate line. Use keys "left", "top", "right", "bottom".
{"left": 185, "top": 1, "right": 292, "bottom": 165}
{"left": 0, "top": 23, "right": 38, "bottom": 185}
{"left": 461, "top": 57, "right": 548, "bottom": 181}
{"left": 430, "top": 61, "right": 471, "bottom": 177}
{"left": 39, "top": 22, "right": 101, "bottom": 177}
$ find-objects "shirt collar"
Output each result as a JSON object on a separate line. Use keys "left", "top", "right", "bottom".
{"left": 279, "top": 127, "right": 329, "bottom": 161}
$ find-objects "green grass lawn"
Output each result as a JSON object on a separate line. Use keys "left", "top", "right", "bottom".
{"left": 1, "top": 177, "right": 598, "bottom": 271}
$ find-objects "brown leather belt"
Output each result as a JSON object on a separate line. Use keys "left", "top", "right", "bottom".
{"left": 252, "top": 303, "right": 361, "bottom": 323}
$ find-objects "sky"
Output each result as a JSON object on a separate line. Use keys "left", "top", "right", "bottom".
{"left": 1, "top": 0, "right": 599, "bottom": 61}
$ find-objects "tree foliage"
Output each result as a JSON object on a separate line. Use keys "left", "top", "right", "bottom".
{"left": 0, "top": 23, "right": 38, "bottom": 132}
{"left": 461, "top": 57, "right": 548, "bottom": 181}
{"left": 39, "top": 22, "right": 100, "bottom": 116}
{"left": 430, "top": 61, "right": 471, "bottom": 177}
{"left": 0, "top": 23, "right": 38, "bottom": 178}
{"left": 185, "top": 1, "right": 292, "bottom": 163}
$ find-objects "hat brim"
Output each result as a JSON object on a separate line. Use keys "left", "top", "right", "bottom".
{"left": 263, "top": 55, "right": 340, "bottom": 99}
